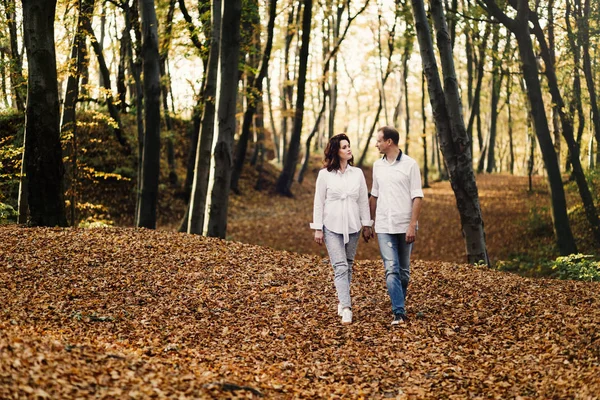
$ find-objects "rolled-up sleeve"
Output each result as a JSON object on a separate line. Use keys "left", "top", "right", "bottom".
{"left": 310, "top": 170, "right": 327, "bottom": 230}
{"left": 410, "top": 163, "right": 424, "bottom": 199}
{"left": 371, "top": 165, "right": 379, "bottom": 198}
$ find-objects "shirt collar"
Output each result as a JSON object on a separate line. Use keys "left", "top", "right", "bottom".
{"left": 382, "top": 150, "right": 403, "bottom": 163}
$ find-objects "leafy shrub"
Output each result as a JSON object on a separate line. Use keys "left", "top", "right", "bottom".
{"left": 550, "top": 254, "right": 600, "bottom": 282}
{"left": 0, "top": 202, "right": 18, "bottom": 224}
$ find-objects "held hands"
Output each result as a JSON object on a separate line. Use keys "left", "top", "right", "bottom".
{"left": 362, "top": 226, "right": 374, "bottom": 243}
{"left": 314, "top": 230, "right": 324, "bottom": 245}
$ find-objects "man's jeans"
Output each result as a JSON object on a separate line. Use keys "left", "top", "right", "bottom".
{"left": 377, "top": 233, "right": 412, "bottom": 315}
{"left": 323, "top": 227, "right": 359, "bottom": 309}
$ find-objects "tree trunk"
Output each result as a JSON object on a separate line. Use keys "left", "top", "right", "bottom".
{"left": 529, "top": 11, "right": 600, "bottom": 245}
{"left": 485, "top": 23, "right": 504, "bottom": 173}
{"left": 22, "top": 0, "right": 68, "bottom": 227}
{"left": 136, "top": 0, "right": 162, "bottom": 229}
{"left": 160, "top": 0, "right": 178, "bottom": 186}
{"left": 82, "top": 18, "right": 129, "bottom": 151}
{"left": 466, "top": 23, "right": 490, "bottom": 156}
{"left": 4, "top": 0, "right": 26, "bottom": 111}
{"left": 207, "top": 0, "right": 242, "bottom": 238}
{"left": 578, "top": 0, "right": 600, "bottom": 163}
{"left": 280, "top": 1, "right": 298, "bottom": 165}
{"left": 417, "top": 0, "right": 488, "bottom": 264}
{"left": 276, "top": 0, "right": 312, "bottom": 196}
{"left": 421, "top": 70, "right": 429, "bottom": 188}
{"left": 231, "top": 0, "right": 277, "bottom": 194}
{"left": 565, "top": 0, "right": 585, "bottom": 173}
{"left": 185, "top": 0, "right": 221, "bottom": 234}
{"left": 482, "top": 0, "right": 577, "bottom": 255}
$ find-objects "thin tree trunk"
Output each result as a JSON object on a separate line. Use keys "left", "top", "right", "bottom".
{"left": 207, "top": 0, "right": 242, "bottom": 238}
{"left": 3, "top": 0, "right": 26, "bottom": 111}
{"left": 421, "top": 70, "right": 429, "bottom": 188}
{"left": 482, "top": 0, "right": 577, "bottom": 255}
{"left": 578, "top": 0, "right": 600, "bottom": 163}
{"left": 529, "top": 10, "right": 600, "bottom": 245}
{"left": 506, "top": 72, "right": 515, "bottom": 174}
{"left": 231, "top": 0, "right": 277, "bottom": 193}
{"left": 185, "top": 0, "right": 221, "bottom": 234}
{"left": 136, "top": 0, "right": 162, "bottom": 229}
{"left": 160, "top": 0, "right": 178, "bottom": 186}
{"left": 82, "top": 18, "right": 129, "bottom": 151}
{"left": 22, "top": 0, "right": 68, "bottom": 227}
{"left": 419, "top": 0, "right": 488, "bottom": 264}
{"left": 485, "top": 23, "right": 504, "bottom": 173}
{"left": 276, "top": 0, "right": 312, "bottom": 196}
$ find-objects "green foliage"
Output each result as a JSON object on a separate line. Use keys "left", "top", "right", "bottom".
{"left": 550, "top": 254, "right": 600, "bottom": 282}
{"left": 0, "top": 110, "right": 25, "bottom": 205}
{"left": 526, "top": 205, "right": 554, "bottom": 238}
{"left": 0, "top": 202, "right": 18, "bottom": 224}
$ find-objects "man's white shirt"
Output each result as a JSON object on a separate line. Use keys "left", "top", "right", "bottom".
{"left": 371, "top": 153, "right": 424, "bottom": 234}
{"left": 310, "top": 166, "right": 372, "bottom": 243}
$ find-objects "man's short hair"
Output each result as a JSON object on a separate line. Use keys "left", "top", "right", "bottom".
{"left": 378, "top": 126, "right": 400, "bottom": 145}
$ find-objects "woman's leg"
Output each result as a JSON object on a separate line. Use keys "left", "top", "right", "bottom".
{"left": 323, "top": 227, "right": 352, "bottom": 309}
{"left": 345, "top": 232, "right": 360, "bottom": 287}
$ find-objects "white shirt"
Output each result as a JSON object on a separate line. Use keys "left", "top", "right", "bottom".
{"left": 371, "top": 153, "right": 424, "bottom": 234}
{"left": 310, "top": 166, "right": 372, "bottom": 243}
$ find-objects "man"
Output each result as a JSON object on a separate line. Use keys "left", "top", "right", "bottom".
{"left": 363, "top": 126, "right": 424, "bottom": 325}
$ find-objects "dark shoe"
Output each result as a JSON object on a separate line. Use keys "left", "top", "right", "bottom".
{"left": 391, "top": 313, "right": 408, "bottom": 325}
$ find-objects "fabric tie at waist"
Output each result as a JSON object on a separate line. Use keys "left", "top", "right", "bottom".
{"left": 329, "top": 190, "right": 358, "bottom": 244}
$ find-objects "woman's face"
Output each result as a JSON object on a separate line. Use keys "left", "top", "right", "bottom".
{"left": 338, "top": 139, "right": 352, "bottom": 162}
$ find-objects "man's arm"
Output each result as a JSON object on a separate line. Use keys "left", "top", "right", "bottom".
{"left": 363, "top": 195, "right": 377, "bottom": 242}
{"left": 406, "top": 197, "right": 423, "bottom": 243}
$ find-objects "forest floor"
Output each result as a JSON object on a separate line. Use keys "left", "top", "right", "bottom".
{"left": 1, "top": 226, "right": 599, "bottom": 398}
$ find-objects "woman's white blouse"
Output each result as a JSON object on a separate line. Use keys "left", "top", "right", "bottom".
{"left": 310, "top": 166, "right": 373, "bottom": 243}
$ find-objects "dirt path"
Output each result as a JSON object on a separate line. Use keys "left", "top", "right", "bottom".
{"left": 228, "top": 166, "right": 555, "bottom": 263}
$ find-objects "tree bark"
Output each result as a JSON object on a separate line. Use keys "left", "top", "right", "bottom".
{"left": 481, "top": 0, "right": 577, "bottom": 255}
{"left": 418, "top": 0, "right": 488, "bottom": 264}
{"left": 185, "top": 0, "right": 221, "bottom": 235}
{"left": 485, "top": 23, "right": 505, "bottom": 173}
{"left": 3, "top": 0, "right": 26, "bottom": 111}
{"left": 276, "top": 0, "right": 312, "bottom": 196}
{"left": 578, "top": 0, "right": 600, "bottom": 163}
{"left": 136, "top": 0, "right": 162, "bottom": 229}
{"left": 529, "top": 10, "right": 600, "bottom": 246}
{"left": 22, "top": 0, "right": 68, "bottom": 227}
{"left": 231, "top": 0, "right": 277, "bottom": 193}
{"left": 207, "top": 0, "right": 242, "bottom": 238}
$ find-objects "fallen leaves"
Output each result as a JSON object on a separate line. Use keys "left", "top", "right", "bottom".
{"left": 1, "top": 226, "right": 599, "bottom": 398}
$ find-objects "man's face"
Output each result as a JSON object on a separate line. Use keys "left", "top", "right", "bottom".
{"left": 375, "top": 131, "right": 389, "bottom": 154}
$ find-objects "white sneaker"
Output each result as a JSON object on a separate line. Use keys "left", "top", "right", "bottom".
{"left": 341, "top": 308, "right": 352, "bottom": 324}
{"left": 337, "top": 303, "right": 343, "bottom": 316}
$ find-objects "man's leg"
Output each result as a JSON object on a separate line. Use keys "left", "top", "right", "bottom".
{"left": 396, "top": 233, "right": 413, "bottom": 303}
{"left": 377, "top": 233, "right": 405, "bottom": 315}
{"left": 323, "top": 227, "right": 352, "bottom": 309}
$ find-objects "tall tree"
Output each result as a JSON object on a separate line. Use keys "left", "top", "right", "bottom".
{"left": 578, "top": 0, "right": 600, "bottom": 162}
{"left": 2, "top": 0, "right": 25, "bottom": 110}
{"left": 231, "top": 0, "right": 278, "bottom": 194}
{"left": 185, "top": 0, "right": 221, "bottom": 235}
{"left": 480, "top": 0, "right": 578, "bottom": 255}
{"left": 207, "top": 0, "right": 242, "bottom": 238}
{"left": 528, "top": 7, "right": 600, "bottom": 246}
{"left": 276, "top": 0, "right": 312, "bottom": 196}
{"left": 21, "top": 0, "right": 67, "bottom": 227}
{"left": 136, "top": 0, "right": 162, "bottom": 229}
{"left": 413, "top": 0, "right": 488, "bottom": 263}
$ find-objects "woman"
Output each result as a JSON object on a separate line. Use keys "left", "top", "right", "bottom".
{"left": 310, "top": 133, "right": 372, "bottom": 324}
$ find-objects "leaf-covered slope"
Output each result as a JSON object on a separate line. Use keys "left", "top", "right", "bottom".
{"left": 1, "top": 227, "right": 598, "bottom": 398}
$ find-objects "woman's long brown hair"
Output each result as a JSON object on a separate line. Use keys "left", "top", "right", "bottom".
{"left": 323, "top": 133, "right": 354, "bottom": 171}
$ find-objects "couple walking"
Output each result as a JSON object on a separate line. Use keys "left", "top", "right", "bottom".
{"left": 310, "top": 126, "right": 424, "bottom": 325}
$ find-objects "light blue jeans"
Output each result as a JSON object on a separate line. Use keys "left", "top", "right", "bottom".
{"left": 377, "top": 233, "right": 412, "bottom": 315}
{"left": 323, "top": 226, "right": 359, "bottom": 309}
